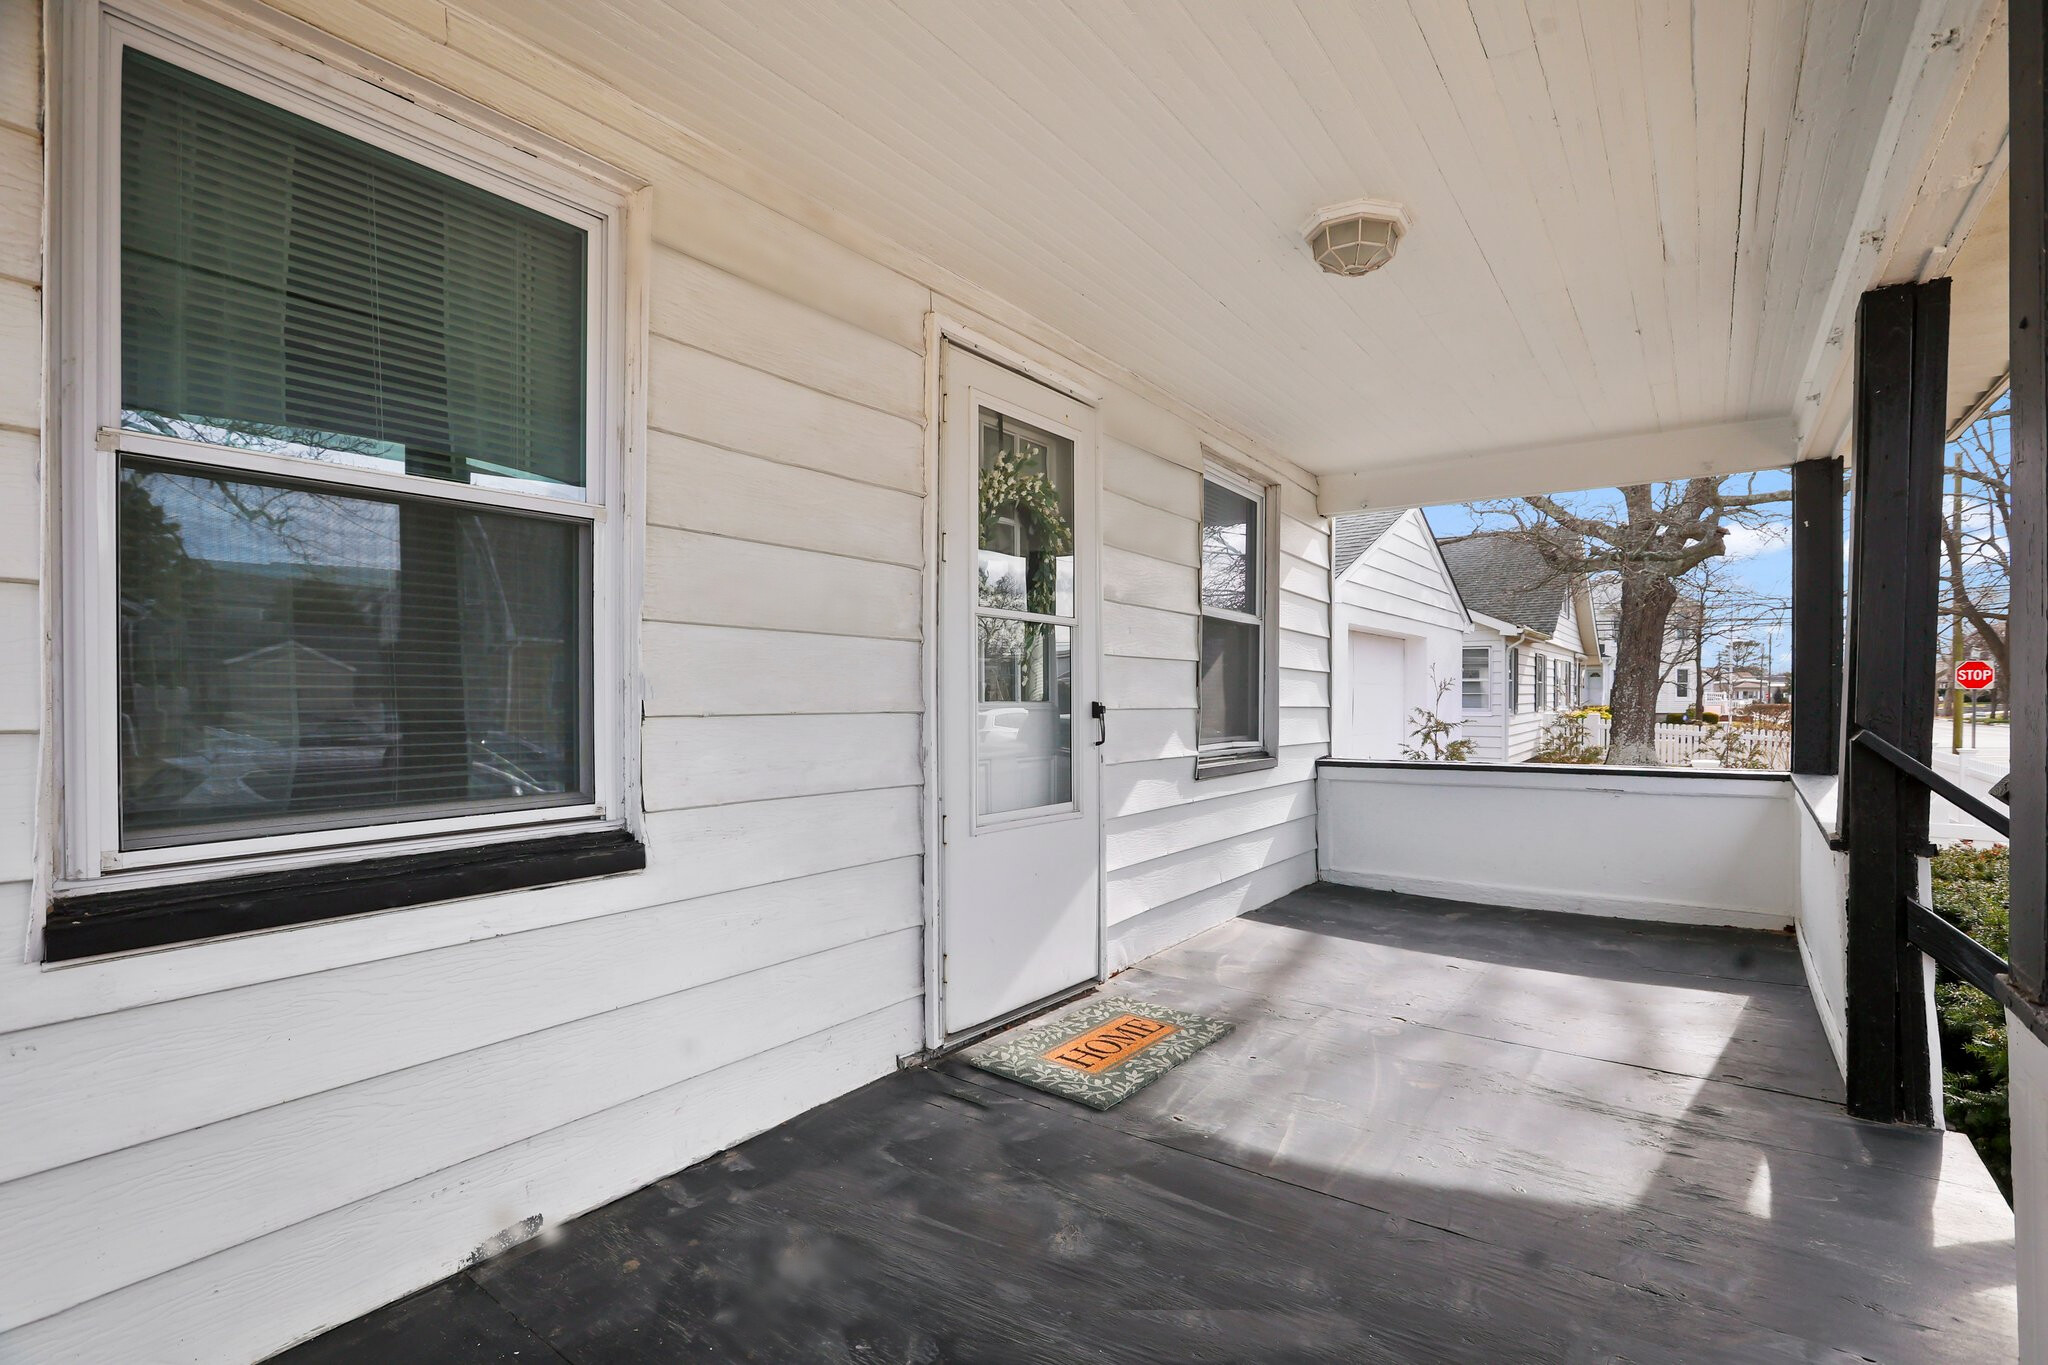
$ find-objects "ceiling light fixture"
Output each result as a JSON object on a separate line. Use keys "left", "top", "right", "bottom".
{"left": 1302, "top": 199, "right": 1411, "bottom": 277}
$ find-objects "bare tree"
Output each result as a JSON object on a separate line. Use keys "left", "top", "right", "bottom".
{"left": 1941, "top": 396, "right": 2010, "bottom": 711}
{"left": 1465, "top": 476, "right": 1789, "bottom": 764}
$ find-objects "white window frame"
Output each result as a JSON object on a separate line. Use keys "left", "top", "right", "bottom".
{"left": 52, "top": 2, "right": 639, "bottom": 889}
{"left": 1196, "top": 460, "right": 1277, "bottom": 766}
{"left": 1460, "top": 646, "right": 1490, "bottom": 713}
{"left": 1507, "top": 646, "right": 1521, "bottom": 713}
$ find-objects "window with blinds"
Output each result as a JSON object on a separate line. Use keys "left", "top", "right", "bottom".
{"left": 107, "top": 48, "right": 599, "bottom": 852}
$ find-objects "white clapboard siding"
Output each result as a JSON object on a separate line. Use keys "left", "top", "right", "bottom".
{"left": 649, "top": 340, "right": 923, "bottom": 494}
{"left": 0, "top": 429, "right": 41, "bottom": 585}
{"left": 4, "top": 1002, "right": 924, "bottom": 1365}
{"left": 1104, "top": 436, "right": 1201, "bottom": 519}
{"left": 0, "top": 732, "right": 33, "bottom": 882}
{"left": 1099, "top": 707, "right": 1199, "bottom": 766}
{"left": 1104, "top": 600, "right": 1198, "bottom": 661}
{"left": 646, "top": 433, "right": 924, "bottom": 567}
{"left": 1278, "top": 667, "right": 1330, "bottom": 709}
{"left": 1108, "top": 850, "right": 1320, "bottom": 971}
{"left": 1279, "top": 629, "right": 1331, "bottom": 672}
{"left": 1102, "top": 655, "right": 1195, "bottom": 710}
{"left": 1277, "top": 589, "right": 1331, "bottom": 638}
{"left": 643, "top": 623, "right": 922, "bottom": 718}
{"left": 634, "top": 788, "right": 923, "bottom": 907}
{"left": 645, "top": 529, "right": 922, "bottom": 639}
{"left": 1103, "top": 490, "right": 1196, "bottom": 565}
{"left": 1102, "top": 545, "right": 1198, "bottom": 614}
{"left": 1105, "top": 781, "right": 1315, "bottom": 872}
{"left": 1275, "top": 551, "right": 1330, "bottom": 603}
{"left": 1107, "top": 815, "right": 1320, "bottom": 924}
{"left": 642, "top": 713, "right": 922, "bottom": 809}
{"left": 1280, "top": 707, "right": 1331, "bottom": 747}
{"left": 0, "top": 583, "right": 36, "bottom": 731}
{"left": 1104, "top": 743, "right": 1324, "bottom": 820}
{"left": 0, "top": 856, "right": 922, "bottom": 1185}
{"left": 648, "top": 247, "right": 924, "bottom": 420}
{"left": 1276, "top": 510, "right": 1329, "bottom": 569}
{"left": 0, "top": 929, "right": 922, "bottom": 1332}
{"left": 0, "top": 280, "right": 36, "bottom": 431}
{"left": 0, "top": 124, "right": 38, "bottom": 286}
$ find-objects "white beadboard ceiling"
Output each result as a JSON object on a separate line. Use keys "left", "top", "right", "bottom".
{"left": 478, "top": 0, "right": 2006, "bottom": 492}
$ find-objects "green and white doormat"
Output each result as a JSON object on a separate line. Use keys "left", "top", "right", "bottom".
{"left": 960, "top": 996, "right": 1233, "bottom": 1110}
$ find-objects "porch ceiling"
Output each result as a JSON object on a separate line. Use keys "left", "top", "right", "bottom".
{"left": 479, "top": 0, "right": 2005, "bottom": 502}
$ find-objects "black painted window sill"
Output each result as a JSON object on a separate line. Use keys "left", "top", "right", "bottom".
{"left": 43, "top": 827, "right": 646, "bottom": 963}
{"left": 1195, "top": 752, "right": 1277, "bottom": 780}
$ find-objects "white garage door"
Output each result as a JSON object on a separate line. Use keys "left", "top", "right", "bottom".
{"left": 1350, "top": 632, "right": 1410, "bottom": 759}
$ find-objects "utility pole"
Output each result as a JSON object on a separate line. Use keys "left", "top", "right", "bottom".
{"left": 1951, "top": 462, "right": 1966, "bottom": 753}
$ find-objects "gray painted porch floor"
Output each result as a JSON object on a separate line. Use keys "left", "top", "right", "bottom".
{"left": 275, "top": 884, "right": 2016, "bottom": 1363}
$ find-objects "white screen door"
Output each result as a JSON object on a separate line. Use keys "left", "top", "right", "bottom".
{"left": 937, "top": 344, "right": 1102, "bottom": 1038}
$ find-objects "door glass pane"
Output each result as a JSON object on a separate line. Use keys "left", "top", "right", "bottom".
{"left": 118, "top": 460, "right": 590, "bottom": 847}
{"left": 1201, "top": 481, "right": 1259, "bottom": 614}
{"left": 1200, "top": 617, "right": 1261, "bottom": 746}
{"left": 121, "top": 50, "right": 588, "bottom": 498}
{"left": 977, "top": 619, "right": 1073, "bottom": 815}
{"left": 977, "top": 409, "right": 1075, "bottom": 616}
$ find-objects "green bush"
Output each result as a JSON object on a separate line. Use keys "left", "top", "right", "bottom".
{"left": 1698, "top": 710, "right": 1721, "bottom": 724}
{"left": 1529, "top": 711, "right": 1604, "bottom": 765}
{"left": 1932, "top": 844, "right": 2011, "bottom": 1199}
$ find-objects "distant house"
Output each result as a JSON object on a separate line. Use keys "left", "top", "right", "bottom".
{"left": 1587, "top": 580, "right": 1719, "bottom": 716}
{"left": 1329, "top": 509, "right": 1472, "bottom": 759}
{"left": 1438, "top": 534, "right": 1600, "bottom": 762}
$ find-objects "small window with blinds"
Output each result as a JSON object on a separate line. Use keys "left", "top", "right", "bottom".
{"left": 62, "top": 26, "right": 625, "bottom": 890}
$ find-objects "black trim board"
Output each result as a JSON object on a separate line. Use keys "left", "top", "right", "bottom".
{"left": 44, "top": 828, "right": 646, "bottom": 962}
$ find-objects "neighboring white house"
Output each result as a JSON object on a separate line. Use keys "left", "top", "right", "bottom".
{"left": 1438, "top": 534, "right": 1600, "bottom": 762}
{"left": 1329, "top": 508, "right": 1471, "bottom": 760}
{"left": 1586, "top": 579, "right": 1728, "bottom": 716}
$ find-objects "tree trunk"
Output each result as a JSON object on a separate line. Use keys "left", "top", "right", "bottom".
{"left": 1607, "top": 572, "right": 1679, "bottom": 764}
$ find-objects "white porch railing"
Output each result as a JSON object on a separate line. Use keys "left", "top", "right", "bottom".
{"left": 1581, "top": 716, "right": 1791, "bottom": 770}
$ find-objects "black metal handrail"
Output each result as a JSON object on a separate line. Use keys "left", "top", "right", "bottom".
{"left": 1850, "top": 729, "right": 2011, "bottom": 837}
{"left": 1905, "top": 898, "right": 2009, "bottom": 997}
{"left": 1849, "top": 726, "right": 2013, "bottom": 1003}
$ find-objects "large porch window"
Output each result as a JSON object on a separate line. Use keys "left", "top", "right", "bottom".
{"left": 48, "top": 9, "right": 637, "bottom": 956}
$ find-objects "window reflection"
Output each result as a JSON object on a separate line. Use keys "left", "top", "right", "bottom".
{"left": 977, "top": 410, "right": 1075, "bottom": 617}
{"left": 978, "top": 620, "right": 1073, "bottom": 814}
{"left": 118, "top": 461, "right": 589, "bottom": 847}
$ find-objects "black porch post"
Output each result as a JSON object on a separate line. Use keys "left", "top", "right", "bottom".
{"left": 1843, "top": 280, "right": 1948, "bottom": 1125}
{"left": 2008, "top": 0, "right": 2048, "bottom": 1006}
{"left": 1791, "top": 455, "right": 1844, "bottom": 776}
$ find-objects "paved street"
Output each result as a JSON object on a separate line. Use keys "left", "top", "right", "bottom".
{"left": 1929, "top": 717, "right": 2010, "bottom": 845}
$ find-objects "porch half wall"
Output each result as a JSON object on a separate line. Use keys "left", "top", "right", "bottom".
{"left": 1317, "top": 763, "right": 1801, "bottom": 932}
{"left": 0, "top": 2, "right": 1329, "bottom": 1360}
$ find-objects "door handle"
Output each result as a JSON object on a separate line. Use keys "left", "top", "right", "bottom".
{"left": 1091, "top": 701, "right": 1107, "bottom": 748}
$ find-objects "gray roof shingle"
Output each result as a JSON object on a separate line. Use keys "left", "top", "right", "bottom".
{"left": 1331, "top": 508, "right": 1408, "bottom": 579}
{"left": 1437, "top": 532, "right": 1575, "bottom": 635}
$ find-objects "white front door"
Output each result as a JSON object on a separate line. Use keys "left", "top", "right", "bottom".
{"left": 937, "top": 344, "right": 1102, "bottom": 1038}
{"left": 1351, "top": 631, "right": 1409, "bottom": 759}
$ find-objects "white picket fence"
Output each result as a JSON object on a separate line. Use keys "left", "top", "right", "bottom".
{"left": 1580, "top": 716, "right": 1791, "bottom": 770}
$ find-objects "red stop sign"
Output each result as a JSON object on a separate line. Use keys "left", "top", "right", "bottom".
{"left": 1956, "top": 659, "right": 1996, "bottom": 691}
